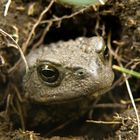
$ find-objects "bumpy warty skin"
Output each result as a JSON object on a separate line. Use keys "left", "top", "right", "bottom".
{"left": 23, "top": 37, "right": 114, "bottom": 104}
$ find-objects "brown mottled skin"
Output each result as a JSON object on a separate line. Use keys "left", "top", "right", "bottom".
{"left": 17, "top": 37, "right": 114, "bottom": 125}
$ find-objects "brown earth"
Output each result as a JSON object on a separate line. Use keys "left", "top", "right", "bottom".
{"left": 0, "top": 0, "right": 140, "bottom": 139}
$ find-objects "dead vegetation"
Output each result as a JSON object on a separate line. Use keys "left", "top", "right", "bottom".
{"left": 0, "top": 0, "right": 140, "bottom": 139}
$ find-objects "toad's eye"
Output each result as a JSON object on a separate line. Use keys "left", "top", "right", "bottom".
{"left": 94, "top": 37, "right": 106, "bottom": 54}
{"left": 37, "top": 64, "right": 59, "bottom": 83}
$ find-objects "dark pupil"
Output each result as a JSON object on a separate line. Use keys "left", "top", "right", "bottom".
{"left": 39, "top": 64, "right": 59, "bottom": 83}
{"left": 42, "top": 69, "right": 56, "bottom": 78}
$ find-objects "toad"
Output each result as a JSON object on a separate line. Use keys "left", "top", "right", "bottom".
{"left": 13, "top": 37, "right": 114, "bottom": 127}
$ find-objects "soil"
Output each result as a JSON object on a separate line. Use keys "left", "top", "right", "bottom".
{"left": 0, "top": 0, "right": 140, "bottom": 139}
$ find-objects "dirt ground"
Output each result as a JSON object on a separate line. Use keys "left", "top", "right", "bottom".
{"left": 0, "top": 0, "right": 140, "bottom": 139}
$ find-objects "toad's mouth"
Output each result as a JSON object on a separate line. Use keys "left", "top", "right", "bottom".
{"left": 90, "top": 86, "right": 111, "bottom": 98}
{"left": 29, "top": 86, "right": 111, "bottom": 105}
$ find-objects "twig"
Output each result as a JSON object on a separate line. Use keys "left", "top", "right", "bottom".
{"left": 0, "top": 28, "right": 29, "bottom": 72}
{"left": 98, "top": 0, "right": 106, "bottom": 5}
{"left": 32, "top": 21, "right": 52, "bottom": 49}
{"left": 121, "top": 63, "right": 140, "bottom": 140}
{"left": 46, "top": 118, "right": 74, "bottom": 136}
{"left": 27, "top": 5, "right": 90, "bottom": 49}
{"left": 22, "top": 0, "right": 55, "bottom": 52}
{"left": 4, "top": 0, "right": 11, "bottom": 16}
{"left": 5, "top": 94, "right": 11, "bottom": 115}
{"left": 108, "top": 31, "right": 140, "bottom": 139}
{"left": 113, "top": 65, "right": 140, "bottom": 78}
{"left": 107, "top": 31, "right": 123, "bottom": 65}
{"left": 40, "top": 6, "right": 89, "bottom": 25}
{"left": 29, "top": 132, "right": 34, "bottom": 140}
{"left": 121, "top": 98, "right": 140, "bottom": 105}
{"left": 15, "top": 96, "right": 25, "bottom": 130}
{"left": 86, "top": 120, "right": 121, "bottom": 124}
{"left": 94, "top": 103, "right": 126, "bottom": 108}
